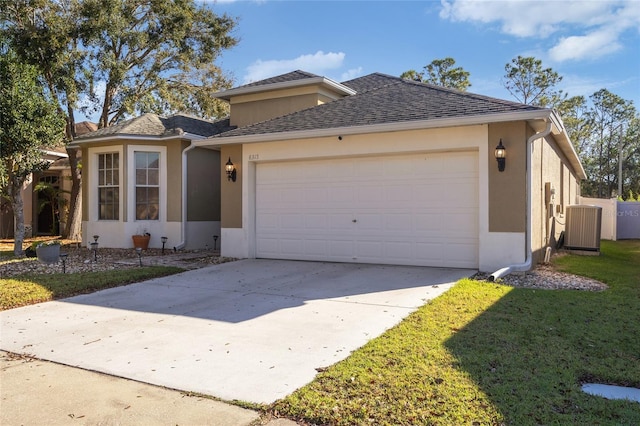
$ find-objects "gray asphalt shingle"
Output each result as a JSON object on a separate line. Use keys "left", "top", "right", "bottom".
{"left": 214, "top": 73, "right": 542, "bottom": 138}
{"left": 75, "top": 113, "right": 233, "bottom": 140}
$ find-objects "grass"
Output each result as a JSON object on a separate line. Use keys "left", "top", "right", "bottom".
{"left": 1, "top": 266, "right": 184, "bottom": 310}
{"left": 271, "top": 240, "right": 640, "bottom": 425}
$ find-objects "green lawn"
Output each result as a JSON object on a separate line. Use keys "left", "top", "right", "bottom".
{"left": 271, "top": 240, "right": 640, "bottom": 425}
{"left": 1, "top": 266, "right": 184, "bottom": 310}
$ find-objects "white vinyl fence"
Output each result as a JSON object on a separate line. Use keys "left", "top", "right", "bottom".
{"left": 579, "top": 197, "right": 640, "bottom": 240}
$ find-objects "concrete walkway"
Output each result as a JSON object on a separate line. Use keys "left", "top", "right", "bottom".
{"left": 1, "top": 260, "right": 471, "bottom": 405}
{"left": 1, "top": 351, "right": 263, "bottom": 426}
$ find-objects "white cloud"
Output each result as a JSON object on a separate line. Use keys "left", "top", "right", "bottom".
{"left": 549, "top": 29, "right": 621, "bottom": 62}
{"left": 340, "top": 67, "right": 363, "bottom": 82}
{"left": 440, "top": 1, "right": 613, "bottom": 38}
{"left": 243, "top": 51, "right": 346, "bottom": 84}
{"left": 439, "top": 0, "right": 640, "bottom": 62}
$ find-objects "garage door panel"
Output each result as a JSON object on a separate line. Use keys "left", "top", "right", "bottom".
{"left": 329, "top": 213, "right": 354, "bottom": 230}
{"left": 329, "top": 240, "right": 354, "bottom": 258}
{"left": 328, "top": 186, "right": 354, "bottom": 203}
{"left": 355, "top": 241, "right": 384, "bottom": 258}
{"left": 305, "top": 214, "right": 328, "bottom": 229}
{"left": 256, "top": 152, "right": 478, "bottom": 268}
{"left": 305, "top": 188, "right": 328, "bottom": 204}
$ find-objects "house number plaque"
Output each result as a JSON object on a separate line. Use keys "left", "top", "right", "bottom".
{"left": 248, "top": 154, "right": 259, "bottom": 160}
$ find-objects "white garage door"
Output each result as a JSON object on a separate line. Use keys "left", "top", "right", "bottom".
{"left": 256, "top": 151, "right": 478, "bottom": 268}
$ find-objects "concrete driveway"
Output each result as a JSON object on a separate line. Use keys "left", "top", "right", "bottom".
{"left": 0, "top": 259, "right": 473, "bottom": 403}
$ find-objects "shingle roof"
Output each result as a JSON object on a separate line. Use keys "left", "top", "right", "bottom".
{"left": 214, "top": 73, "right": 543, "bottom": 138}
{"left": 241, "top": 70, "right": 322, "bottom": 88}
{"left": 75, "top": 113, "right": 233, "bottom": 140}
{"left": 75, "top": 121, "right": 98, "bottom": 136}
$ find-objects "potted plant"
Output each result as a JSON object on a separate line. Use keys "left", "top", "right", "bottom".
{"left": 132, "top": 232, "right": 151, "bottom": 250}
{"left": 35, "top": 240, "right": 61, "bottom": 264}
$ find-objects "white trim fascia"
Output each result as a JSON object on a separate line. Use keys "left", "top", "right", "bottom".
{"left": 41, "top": 149, "right": 69, "bottom": 158}
{"left": 550, "top": 110, "right": 587, "bottom": 180}
{"left": 194, "top": 110, "right": 553, "bottom": 148}
{"left": 69, "top": 134, "right": 187, "bottom": 146}
{"left": 182, "top": 132, "right": 207, "bottom": 140}
{"left": 213, "top": 77, "right": 356, "bottom": 100}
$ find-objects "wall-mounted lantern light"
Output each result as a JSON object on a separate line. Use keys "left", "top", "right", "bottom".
{"left": 495, "top": 139, "right": 506, "bottom": 172}
{"left": 225, "top": 157, "right": 237, "bottom": 182}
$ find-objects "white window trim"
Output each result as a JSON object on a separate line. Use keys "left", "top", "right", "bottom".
{"left": 127, "top": 145, "right": 167, "bottom": 224}
{"left": 88, "top": 146, "right": 123, "bottom": 222}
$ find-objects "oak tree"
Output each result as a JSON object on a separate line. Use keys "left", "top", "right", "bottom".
{"left": 1, "top": 0, "right": 238, "bottom": 240}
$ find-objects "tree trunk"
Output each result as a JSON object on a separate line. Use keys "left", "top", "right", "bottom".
{"left": 63, "top": 147, "right": 82, "bottom": 240}
{"left": 9, "top": 178, "right": 25, "bottom": 257}
{"left": 62, "top": 110, "right": 83, "bottom": 241}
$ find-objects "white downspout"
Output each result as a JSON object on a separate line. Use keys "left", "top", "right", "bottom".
{"left": 489, "top": 120, "right": 553, "bottom": 281}
{"left": 174, "top": 142, "right": 197, "bottom": 250}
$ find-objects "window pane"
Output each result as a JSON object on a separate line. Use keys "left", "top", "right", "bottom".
{"left": 147, "top": 204, "right": 159, "bottom": 220}
{"left": 136, "top": 169, "right": 146, "bottom": 185}
{"left": 148, "top": 153, "right": 159, "bottom": 169}
{"left": 136, "top": 204, "right": 148, "bottom": 220}
{"left": 136, "top": 187, "right": 147, "bottom": 203}
{"left": 135, "top": 152, "right": 147, "bottom": 168}
{"left": 98, "top": 153, "right": 119, "bottom": 221}
{"left": 148, "top": 187, "right": 159, "bottom": 203}
{"left": 134, "top": 151, "right": 159, "bottom": 221}
{"left": 148, "top": 170, "right": 159, "bottom": 185}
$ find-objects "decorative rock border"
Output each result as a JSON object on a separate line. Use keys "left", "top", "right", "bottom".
{"left": 0, "top": 247, "right": 230, "bottom": 277}
{"left": 474, "top": 263, "right": 607, "bottom": 291}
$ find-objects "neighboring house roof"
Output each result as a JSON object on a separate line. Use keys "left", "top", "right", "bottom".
{"left": 213, "top": 73, "right": 542, "bottom": 138}
{"left": 75, "top": 121, "right": 98, "bottom": 136}
{"left": 71, "top": 113, "right": 233, "bottom": 144}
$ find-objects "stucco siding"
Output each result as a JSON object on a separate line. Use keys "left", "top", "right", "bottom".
{"left": 487, "top": 121, "right": 527, "bottom": 232}
{"left": 166, "top": 141, "right": 185, "bottom": 222}
{"left": 230, "top": 93, "right": 321, "bottom": 127}
{"left": 531, "top": 133, "right": 581, "bottom": 264}
{"left": 221, "top": 144, "right": 243, "bottom": 229}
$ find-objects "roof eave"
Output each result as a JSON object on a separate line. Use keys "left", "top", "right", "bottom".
{"left": 548, "top": 110, "right": 587, "bottom": 180}
{"left": 68, "top": 133, "right": 191, "bottom": 147}
{"left": 213, "top": 77, "right": 356, "bottom": 101}
{"left": 196, "top": 110, "right": 553, "bottom": 147}
{"left": 195, "top": 109, "right": 586, "bottom": 181}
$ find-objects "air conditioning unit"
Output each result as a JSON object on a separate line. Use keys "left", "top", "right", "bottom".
{"left": 565, "top": 205, "right": 602, "bottom": 252}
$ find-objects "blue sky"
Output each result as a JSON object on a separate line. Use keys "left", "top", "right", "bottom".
{"left": 209, "top": 0, "right": 640, "bottom": 108}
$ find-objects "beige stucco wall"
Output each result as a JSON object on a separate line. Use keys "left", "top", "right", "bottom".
{"left": 220, "top": 144, "right": 243, "bottom": 228}
{"left": 531, "top": 133, "right": 582, "bottom": 263}
{"left": 228, "top": 84, "right": 346, "bottom": 127}
{"left": 166, "top": 141, "right": 186, "bottom": 222}
{"left": 487, "top": 121, "right": 527, "bottom": 232}
{"left": 231, "top": 93, "right": 322, "bottom": 127}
